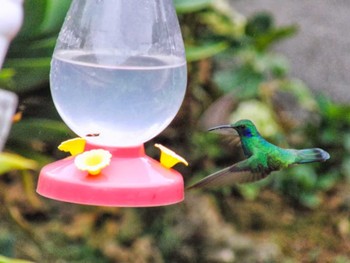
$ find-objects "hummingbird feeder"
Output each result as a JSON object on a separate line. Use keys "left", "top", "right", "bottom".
{"left": 37, "top": 0, "right": 188, "bottom": 207}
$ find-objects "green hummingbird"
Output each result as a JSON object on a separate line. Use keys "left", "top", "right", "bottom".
{"left": 188, "top": 119, "right": 330, "bottom": 189}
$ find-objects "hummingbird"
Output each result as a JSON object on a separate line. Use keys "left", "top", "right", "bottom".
{"left": 188, "top": 119, "right": 330, "bottom": 189}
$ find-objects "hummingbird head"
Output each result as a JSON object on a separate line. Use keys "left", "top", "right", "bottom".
{"left": 231, "top": 119, "right": 259, "bottom": 138}
{"left": 208, "top": 119, "right": 259, "bottom": 138}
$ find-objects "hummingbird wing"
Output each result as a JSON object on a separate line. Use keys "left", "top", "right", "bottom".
{"left": 187, "top": 160, "right": 270, "bottom": 190}
{"left": 226, "top": 134, "right": 241, "bottom": 148}
{"left": 209, "top": 128, "right": 241, "bottom": 147}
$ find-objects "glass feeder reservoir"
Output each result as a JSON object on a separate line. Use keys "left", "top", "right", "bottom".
{"left": 37, "top": 0, "right": 187, "bottom": 207}
{"left": 51, "top": 0, "right": 186, "bottom": 146}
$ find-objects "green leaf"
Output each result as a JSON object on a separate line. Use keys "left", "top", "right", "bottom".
{"left": 4, "top": 0, "right": 70, "bottom": 92}
{"left": 5, "top": 58, "right": 51, "bottom": 68}
{"left": 316, "top": 173, "right": 337, "bottom": 191}
{"left": 185, "top": 42, "right": 229, "bottom": 62}
{"left": 280, "top": 79, "right": 318, "bottom": 111}
{"left": 0, "top": 69, "right": 16, "bottom": 87}
{"left": 8, "top": 118, "right": 73, "bottom": 146}
{"left": 344, "top": 134, "right": 350, "bottom": 153}
{"left": 0, "top": 69, "right": 16, "bottom": 80}
{"left": 3, "top": 57, "right": 51, "bottom": 93}
{"left": 38, "top": 0, "right": 71, "bottom": 36}
{"left": 254, "top": 26, "right": 298, "bottom": 51}
{"left": 0, "top": 153, "right": 38, "bottom": 175}
{"left": 342, "top": 157, "right": 350, "bottom": 181}
{"left": 214, "top": 66, "right": 262, "bottom": 98}
{"left": 299, "top": 192, "right": 321, "bottom": 209}
{"left": 198, "top": 10, "right": 245, "bottom": 38}
{"left": 292, "top": 166, "right": 318, "bottom": 191}
{"left": 317, "top": 95, "right": 350, "bottom": 123}
{"left": 0, "top": 255, "right": 34, "bottom": 263}
{"left": 174, "top": 0, "right": 214, "bottom": 14}
{"left": 16, "top": 0, "right": 47, "bottom": 38}
{"left": 246, "top": 12, "right": 274, "bottom": 37}
{"left": 16, "top": 0, "right": 70, "bottom": 39}
{"left": 8, "top": 37, "right": 57, "bottom": 58}
{"left": 237, "top": 184, "right": 260, "bottom": 200}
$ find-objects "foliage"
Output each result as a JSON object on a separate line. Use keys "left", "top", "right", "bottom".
{"left": 1, "top": 0, "right": 72, "bottom": 167}
{"left": 0, "top": 153, "right": 37, "bottom": 175}
{"left": 182, "top": 3, "right": 346, "bottom": 209}
{"left": 0, "top": 0, "right": 349, "bottom": 262}
{"left": 0, "top": 255, "right": 34, "bottom": 263}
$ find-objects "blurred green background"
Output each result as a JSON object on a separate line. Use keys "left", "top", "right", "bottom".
{"left": 1, "top": 0, "right": 349, "bottom": 262}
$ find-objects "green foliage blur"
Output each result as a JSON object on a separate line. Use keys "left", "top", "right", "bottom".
{"left": 1, "top": 0, "right": 350, "bottom": 261}
{"left": 1, "top": 0, "right": 347, "bottom": 209}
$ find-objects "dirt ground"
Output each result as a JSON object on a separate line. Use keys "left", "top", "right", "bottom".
{"left": 1, "top": 172, "right": 350, "bottom": 262}
{"left": 221, "top": 184, "right": 350, "bottom": 262}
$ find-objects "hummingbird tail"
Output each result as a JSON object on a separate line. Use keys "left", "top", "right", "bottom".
{"left": 295, "top": 148, "right": 330, "bottom": 164}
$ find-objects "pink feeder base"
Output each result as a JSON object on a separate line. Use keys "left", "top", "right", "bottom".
{"left": 37, "top": 144, "right": 184, "bottom": 207}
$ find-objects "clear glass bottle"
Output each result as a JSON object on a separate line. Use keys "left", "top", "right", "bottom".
{"left": 50, "top": 0, "right": 187, "bottom": 147}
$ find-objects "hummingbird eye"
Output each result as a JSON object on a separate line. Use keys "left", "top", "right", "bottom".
{"left": 240, "top": 125, "right": 246, "bottom": 129}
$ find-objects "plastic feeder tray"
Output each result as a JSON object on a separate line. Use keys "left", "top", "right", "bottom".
{"left": 37, "top": 143, "right": 184, "bottom": 207}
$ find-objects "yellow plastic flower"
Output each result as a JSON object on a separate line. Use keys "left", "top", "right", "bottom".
{"left": 74, "top": 149, "right": 112, "bottom": 175}
{"left": 58, "top": 138, "right": 86, "bottom": 156}
{"left": 154, "top": 144, "right": 188, "bottom": 169}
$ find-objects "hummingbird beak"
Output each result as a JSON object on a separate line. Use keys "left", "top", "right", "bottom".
{"left": 208, "top": 124, "right": 234, "bottom": 132}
